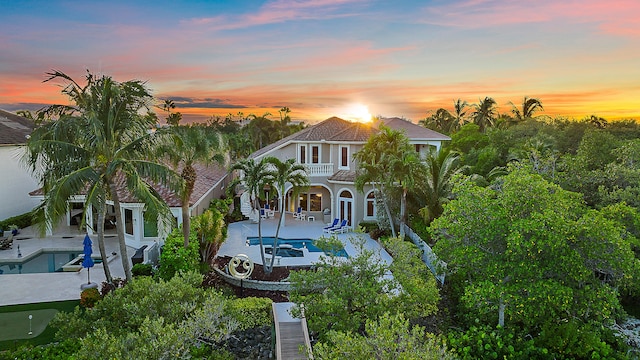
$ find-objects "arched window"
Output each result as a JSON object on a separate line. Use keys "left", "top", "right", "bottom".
{"left": 365, "top": 191, "right": 376, "bottom": 219}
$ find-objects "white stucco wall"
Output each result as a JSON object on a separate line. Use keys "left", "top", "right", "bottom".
{"left": 0, "top": 146, "right": 40, "bottom": 221}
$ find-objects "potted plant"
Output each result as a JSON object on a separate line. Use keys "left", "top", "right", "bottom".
{"left": 8, "top": 225, "right": 19, "bottom": 236}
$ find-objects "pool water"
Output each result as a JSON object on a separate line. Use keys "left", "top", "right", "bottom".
{"left": 0, "top": 251, "right": 82, "bottom": 274}
{"left": 247, "top": 237, "right": 348, "bottom": 257}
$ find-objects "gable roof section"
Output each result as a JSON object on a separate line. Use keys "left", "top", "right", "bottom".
{"left": 250, "top": 116, "right": 450, "bottom": 159}
{"left": 0, "top": 109, "right": 34, "bottom": 145}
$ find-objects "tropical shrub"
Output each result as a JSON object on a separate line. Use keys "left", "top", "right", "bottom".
{"left": 313, "top": 313, "right": 456, "bottom": 360}
{"left": 79, "top": 287, "right": 101, "bottom": 308}
{"left": 447, "top": 325, "right": 547, "bottom": 359}
{"left": 0, "top": 339, "right": 81, "bottom": 360}
{"left": 224, "top": 297, "right": 273, "bottom": 330}
{"left": 131, "top": 263, "right": 153, "bottom": 277}
{"left": 157, "top": 228, "right": 199, "bottom": 280}
{"left": 0, "top": 211, "right": 33, "bottom": 232}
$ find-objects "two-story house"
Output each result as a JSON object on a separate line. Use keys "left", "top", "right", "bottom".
{"left": 243, "top": 116, "right": 450, "bottom": 227}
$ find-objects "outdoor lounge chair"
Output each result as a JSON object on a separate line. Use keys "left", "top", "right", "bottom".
{"left": 324, "top": 219, "right": 347, "bottom": 233}
{"left": 260, "top": 209, "right": 267, "bottom": 219}
{"left": 0, "top": 233, "right": 14, "bottom": 250}
{"left": 323, "top": 218, "right": 339, "bottom": 231}
{"left": 292, "top": 207, "right": 302, "bottom": 219}
{"left": 332, "top": 222, "right": 352, "bottom": 234}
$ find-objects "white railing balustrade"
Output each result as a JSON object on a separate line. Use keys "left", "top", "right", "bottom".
{"left": 304, "top": 163, "right": 333, "bottom": 176}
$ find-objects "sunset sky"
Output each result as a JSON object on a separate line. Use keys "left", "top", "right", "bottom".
{"left": 1, "top": 0, "right": 639, "bottom": 124}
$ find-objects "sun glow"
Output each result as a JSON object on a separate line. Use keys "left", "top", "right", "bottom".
{"left": 343, "top": 103, "right": 372, "bottom": 123}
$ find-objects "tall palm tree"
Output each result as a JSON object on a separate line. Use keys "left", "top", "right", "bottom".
{"left": 25, "top": 70, "right": 180, "bottom": 282}
{"left": 418, "top": 148, "right": 464, "bottom": 225}
{"left": 354, "top": 126, "right": 418, "bottom": 237}
{"left": 472, "top": 97, "right": 497, "bottom": 132}
{"left": 419, "top": 108, "right": 455, "bottom": 133}
{"left": 263, "top": 157, "right": 309, "bottom": 273}
{"left": 385, "top": 149, "right": 425, "bottom": 239}
{"left": 453, "top": 98, "right": 469, "bottom": 130}
{"left": 158, "top": 125, "right": 226, "bottom": 248}
{"left": 229, "top": 157, "right": 274, "bottom": 267}
{"left": 510, "top": 96, "right": 543, "bottom": 121}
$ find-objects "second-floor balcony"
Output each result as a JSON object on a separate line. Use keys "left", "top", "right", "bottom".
{"left": 303, "top": 163, "right": 334, "bottom": 177}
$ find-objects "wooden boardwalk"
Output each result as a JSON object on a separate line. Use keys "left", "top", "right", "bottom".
{"left": 272, "top": 302, "right": 313, "bottom": 360}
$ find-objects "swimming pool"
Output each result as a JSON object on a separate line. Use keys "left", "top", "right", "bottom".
{"left": 247, "top": 237, "right": 348, "bottom": 257}
{"left": 0, "top": 250, "right": 83, "bottom": 274}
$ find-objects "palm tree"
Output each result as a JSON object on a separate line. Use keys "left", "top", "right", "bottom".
{"left": 229, "top": 157, "right": 274, "bottom": 267}
{"left": 25, "top": 70, "right": 180, "bottom": 282}
{"left": 510, "top": 96, "right": 543, "bottom": 121}
{"left": 158, "top": 125, "right": 226, "bottom": 248}
{"left": 160, "top": 99, "right": 182, "bottom": 126}
{"left": 263, "top": 157, "right": 309, "bottom": 273}
{"left": 453, "top": 98, "right": 469, "bottom": 130}
{"left": 472, "top": 97, "right": 497, "bottom": 132}
{"left": 354, "top": 126, "right": 418, "bottom": 237}
{"left": 385, "top": 149, "right": 425, "bottom": 239}
{"left": 418, "top": 148, "right": 464, "bottom": 225}
{"left": 419, "top": 108, "right": 455, "bottom": 133}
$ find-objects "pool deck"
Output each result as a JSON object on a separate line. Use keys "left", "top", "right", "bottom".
{"left": 0, "top": 215, "right": 391, "bottom": 307}
{"left": 219, "top": 216, "right": 392, "bottom": 267}
{"left": 0, "top": 227, "right": 135, "bottom": 306}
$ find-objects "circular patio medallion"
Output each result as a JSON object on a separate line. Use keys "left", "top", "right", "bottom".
{"left": 229, "top": 253, "right": 254, "bottom": 279}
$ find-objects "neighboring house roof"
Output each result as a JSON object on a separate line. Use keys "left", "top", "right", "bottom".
{"left": 30, "top": 163, "right": 227, "bottom": 207}
{"left": 0, "top": 109, "right": 34, "bottom": 145}
{"left": 250, "top": 116, "right": 450, "bottom": 159}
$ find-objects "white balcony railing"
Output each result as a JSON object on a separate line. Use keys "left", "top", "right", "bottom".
{"left": 304, "top": 163, "right": 334, "bottom": 176}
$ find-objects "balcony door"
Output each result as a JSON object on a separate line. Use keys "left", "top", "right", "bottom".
{"left": 338, "top": 190, "right": 353, "bottom": 226}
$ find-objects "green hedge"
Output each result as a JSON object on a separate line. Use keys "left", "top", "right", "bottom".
{"left": 0, "top": 211, "right": 34, "bottom": 232}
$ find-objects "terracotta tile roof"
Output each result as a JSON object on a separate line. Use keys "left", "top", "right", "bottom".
{"left": 380, "top": 117, "right": 451, "bottom": 141}
{"left": 0, "top": 109, "right": 34, "bottom": 145}
{"left": 30, "top": 162, "right": 227, "bottom": 207}
{"left": 328, "top": 170, "right": 357, "bottom": 183}
{"left": 251, "top": 117, "right": 355, "bottom": 158}
{"left": 250, "top": 116, "right": 449, "bottom": 159}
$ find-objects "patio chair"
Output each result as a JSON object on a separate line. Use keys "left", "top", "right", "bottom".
{"left": 325, "top": 219, "right": 347, "bottom": 233}
{"left": 323, "top": 218, "right": 339, "bottom": 231}
{"left": 264, "top": 204, "right": 275, "bottom": 218}
{"left": 260, "top": 209, "right": 267, "bottom": 220}
{"left": 292, "top": 207, "right": 302, "bottom": 219}
{"left": 332, "top": 222, "right": 352, "bottom": 234}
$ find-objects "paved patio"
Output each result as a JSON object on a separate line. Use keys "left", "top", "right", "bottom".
{"left": 0, "top": 214, "right": 391, "bottom": 307}
{"left": 0, "top": 227, "right": 135, "bottom": 306}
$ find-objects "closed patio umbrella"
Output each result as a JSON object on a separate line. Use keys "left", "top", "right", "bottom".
{"left": 81, "top": 234, "right": 97, "bottom": 289}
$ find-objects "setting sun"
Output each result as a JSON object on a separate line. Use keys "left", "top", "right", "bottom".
{"left": 343, "top": 104, "right": 372, "bottom": 123}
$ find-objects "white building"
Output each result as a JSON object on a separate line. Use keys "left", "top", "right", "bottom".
{"left": 0, "top": 110, "right": 40, "bottom": 221}
{"left": 241, "top": 116, "right": 450, "bottom": 227}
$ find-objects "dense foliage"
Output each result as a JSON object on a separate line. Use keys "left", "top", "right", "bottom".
{"left": 42, "top": 272, "right": 271, "bottom": 359}
{"left": 289, "top": 237, "right": 440, "bottom": 340}
{"left": 157, "top": 228, "right": 200, "bottom": 281}
{"left": 432, "top": 167, "right": 640, "bottom": 357}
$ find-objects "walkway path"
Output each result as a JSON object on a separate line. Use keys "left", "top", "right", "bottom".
{"left": 272, "top": 302, "right": 313, "bottom": 360}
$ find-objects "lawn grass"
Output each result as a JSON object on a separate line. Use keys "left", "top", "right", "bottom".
{"left": 0, "top": 300, "right": 79, "bottom": 352}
